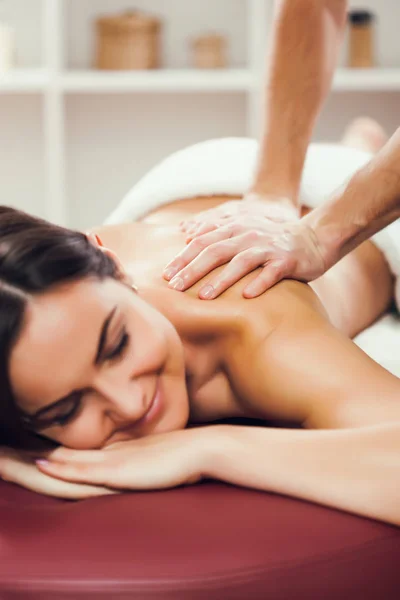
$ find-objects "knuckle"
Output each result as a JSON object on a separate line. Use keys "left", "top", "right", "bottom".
{"left": 226, "top": 222, "right": 243, "bottom": 236}
{"left": 190, "top": 237, "right": 208, "bottom": 252}
{"left": 233, "top": 248, "right": 262, "bottom": 267}
{"left": 206, "top": 242, "right": 226, "bottom": 259}
{"left": 231, "top": 253, "right": 252, "bottom": 268}
{"left": 244, "top": 229, "right": 261, "bottom": 243}
{"left": 71, "top": 462, "right": 89, "bottom": 475}
{"left": 266, "top": 262, "right": 285, "bottom": 277}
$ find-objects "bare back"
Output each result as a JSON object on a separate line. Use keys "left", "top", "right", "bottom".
{"left": 95, "top": 194, "right": 393, "bottom": 339}
{"left": 91, "top": 194, "right": 400, "bottom": 431}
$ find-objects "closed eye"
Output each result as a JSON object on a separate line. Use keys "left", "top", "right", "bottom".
{"left": 104, "top": 330, "right": 129, "bottom": 362}
{"left": 50, "top": 331, "right": 130, "bottom": 428}
{"left": 25, "top": 325, "right": 131, "bottom": 432}
{"left": 51, "top": 394, "right": 82, "bottom": 428}
{"left": 32, "top": 392, "right": 83, "bottom": 431}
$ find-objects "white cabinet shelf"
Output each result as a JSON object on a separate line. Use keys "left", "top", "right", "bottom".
{"left": 61, "top": 69, "right": 254, "bottom": 93}
{"left": 3, "top": 68, "right": 400, "bottom": 96}
{"left": 0, "top": 68, "right": 49, "bottom": 92}
{"left": 333, "top": 68, "right": 400, "bottom": 91}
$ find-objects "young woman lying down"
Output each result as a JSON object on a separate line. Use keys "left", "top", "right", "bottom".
{"left": 1, "top": 119, "right": 400, "bottom": 528}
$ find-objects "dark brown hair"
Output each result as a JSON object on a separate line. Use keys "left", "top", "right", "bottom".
{"left": 0, "top": 206, "right": 119, "bottom": 450}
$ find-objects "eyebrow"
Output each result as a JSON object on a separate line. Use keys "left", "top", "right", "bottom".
{"left": 27, "top": 305, "right": 117, "bottom": 422}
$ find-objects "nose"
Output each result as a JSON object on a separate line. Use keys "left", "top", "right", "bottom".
{"left": 96, "top": 374, "right": 146, "bottom": 424}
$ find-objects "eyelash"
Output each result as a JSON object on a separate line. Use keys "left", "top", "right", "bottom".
{"left": 105, "top": 330, "right": 130, "bottom": 362}
{"left": 53, "top": 330, "right": 130, "bottom": 428}
{"left": 53, "top": 395, "right": 82, "bottom": 427}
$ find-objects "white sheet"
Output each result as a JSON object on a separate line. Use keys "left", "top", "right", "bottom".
{"left": 105, "top": 138, "right": 400, "bottom": 377}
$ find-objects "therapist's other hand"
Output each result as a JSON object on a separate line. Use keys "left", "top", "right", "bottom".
{"left": 163, "top": 216, "right": 326, "bottom": 299}
{"left": 179, "top": 195, "right": 299, "bottom": 240}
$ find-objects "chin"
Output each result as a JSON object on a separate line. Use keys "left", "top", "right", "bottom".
{"left": 155, "top": 384, "right": 190, "bottom": 434}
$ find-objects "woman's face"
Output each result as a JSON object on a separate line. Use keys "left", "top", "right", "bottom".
{"left": 9, "top": 276, "right": 190, "bottom": 449}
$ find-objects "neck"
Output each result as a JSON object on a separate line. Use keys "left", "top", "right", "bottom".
{"left": 141, "top": 284, "right": 241, "bottom": 421}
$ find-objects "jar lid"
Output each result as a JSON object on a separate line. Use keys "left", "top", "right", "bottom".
{"left": 348, "top": 10, "right": 375, "bottom": 25}
{"left": 192, "top": 34, "right": 226, "bottom": 48}
{"left": 97, "top": 11, "right": 161, "bottom": 33}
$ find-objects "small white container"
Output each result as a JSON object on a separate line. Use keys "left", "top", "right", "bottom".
{"left": 0, "top": 22, "right": 15, "bottom": 73}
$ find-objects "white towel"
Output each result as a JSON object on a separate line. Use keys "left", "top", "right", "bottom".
{"left": 105, "top": 137, "right": 400, "bottom": 311}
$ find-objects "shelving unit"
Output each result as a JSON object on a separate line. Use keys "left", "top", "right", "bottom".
{"left": 3, "top": 67, "right": 400, "bottom": 95}
{"left": 1, "top": 0, "right": 400, "bottom": 229}
{"left": 61, "top": 69, "right": 254, "bottom": 93}
{"left": 333, "top": 68, "right": 400, "bottom": 91}
{"left": 0, "top": 68, "right": 49, "bottom": 91}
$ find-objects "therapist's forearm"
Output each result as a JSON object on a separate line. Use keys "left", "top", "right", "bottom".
{"left": 303, "top": 126, "right": 400, "bottom": 269}
{"left": 251, "top": 0, "right": 347, "bottom": 203}
{"left": 206, "top": 423, "right": 400, "bottom": 526}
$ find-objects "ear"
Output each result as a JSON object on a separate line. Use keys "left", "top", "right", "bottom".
{"left": 86, "top": 232, "right": 103, "bottom": 248}
{"left": 86, "top": 232, "right": 134, "bottom": 288}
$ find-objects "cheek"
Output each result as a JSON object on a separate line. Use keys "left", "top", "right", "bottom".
{"left": 129, "top": 321, "right": 171, "bottom": 375}
{"left": 128, "top": 299, "right": 184, "bottom": 376}
{"left": 50, "top": 411, "right": 108, "bottom": 450}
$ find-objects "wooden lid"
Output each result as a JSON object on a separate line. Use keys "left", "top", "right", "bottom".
{"left": 192, "top": 34, "right": 226, "bottom": 48}
{"left": 96, "top": 11, "right": 161, "bottom": 33}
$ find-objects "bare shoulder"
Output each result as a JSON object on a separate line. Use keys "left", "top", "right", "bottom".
{"left": 220, "top": 276, "right": 329, "bottom": 337}
{"left": 219, "top": 278, "right": 332, "bottom": 423}
{"left": 90, "top": 222, "right": 143, "bottom": 251}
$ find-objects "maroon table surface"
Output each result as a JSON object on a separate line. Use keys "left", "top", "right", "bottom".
{"left": 1, "top": 475, "right": 399, "bottom": 600}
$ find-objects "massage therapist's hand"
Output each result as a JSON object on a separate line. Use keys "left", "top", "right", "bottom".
{"left": 35, "top": 428, "right": 215, "bottom": 491}
{"left": 0, "top": 446, "right": 116, "bottom": 499}
{"left": 179, "top": 195, "right": 300, "bottom": 239}
{"left": 164, "top": 198, "right": 326, "bottom": 299}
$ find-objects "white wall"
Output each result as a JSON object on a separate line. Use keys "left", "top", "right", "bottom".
{"left": 66, "top": 93, "right": 247, "bottom": 228}
{"left": 0, "top": 94, "right": 45, "bottom": 216}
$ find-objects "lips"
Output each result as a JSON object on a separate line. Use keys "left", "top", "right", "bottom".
{"left": 137, "top": 382, "right": 159, "bottom": 425}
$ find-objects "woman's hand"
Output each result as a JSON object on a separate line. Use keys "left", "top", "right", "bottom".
{"left": 163, "top": 198, "right": 326, "bottom": 299}
{"left": 0, "top": 447, "right": 116, "bottom": 499}
{"left": 35, "top": 428, "right": 216, "bottom": 491}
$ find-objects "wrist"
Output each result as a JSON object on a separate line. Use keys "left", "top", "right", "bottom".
{"left": 193, "top": 424, "right": 235, "bottom": 480}
{"left": 301, "top": 204, "right": 349, "bottom": 271}
{"left": 247, "top": 185, "right": 298, "bottom": 208}
{"left": 245, "top": 191, "right": 300, "bottom": 217}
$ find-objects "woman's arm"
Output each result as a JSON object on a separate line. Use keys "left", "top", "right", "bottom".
{"left": 32, "top": 421, "right": 400, "bottom": 525}
{"left": 206, "top": 422, "right": 400, "bottom": 526}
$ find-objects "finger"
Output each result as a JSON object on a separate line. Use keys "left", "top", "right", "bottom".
{"left": 49, "top": 446, "right": 106, "bottom": 464}
{"left": 163, "top": 225, "right": 238, "bottom": 283}
{"left": 198, "top": 247, "right": 269, "bottom": 299}
{"left": 180, "top": 205, "right": 229, "bottom": 232}
{"left": 36, "top": 458, "right": 111, "bottom": 487}
{"left": 179, "top": 220, "right": 196, "bottom": 232}
{"left": 243, "top": 260, "right": 289, "bottom": 297}
{"left": 185, "top": 222, "right": 218, "bottom": 242}
{"left": 168, "top": 230, "right": 252, "bottom": 292}
{"left": 2, "top": 457, "right": 115, "bottom": 499}
{"left": 184, "top": 224, "right": 202, "bottom": 237}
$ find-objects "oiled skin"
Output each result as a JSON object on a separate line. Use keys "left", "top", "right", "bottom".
{"left": 93, "top": 194, "right": 399, "bottom": 431}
